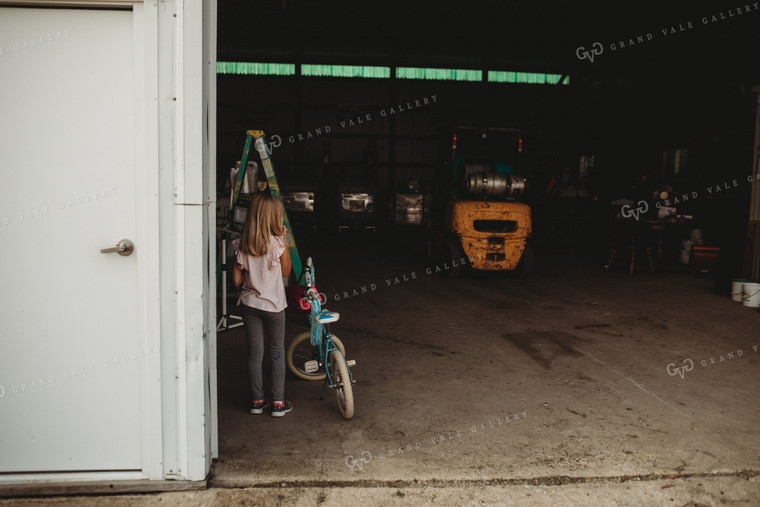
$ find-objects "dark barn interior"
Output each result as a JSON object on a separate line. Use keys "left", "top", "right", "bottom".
{"left": 211, "top": 1, "right": 760, "bottom": 504}
{"left": 216, "top": 1, "right": 757, "bottom": 268}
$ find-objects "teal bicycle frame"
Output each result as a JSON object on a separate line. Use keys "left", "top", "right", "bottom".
{"left": 302, "top": 258, "right": 354, "bottom": 391}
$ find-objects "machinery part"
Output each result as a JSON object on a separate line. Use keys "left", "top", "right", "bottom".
{"left": 286, "top": 332, "right": 346, "bottom": 381}
{"left": 449, "top": 201, "right": 532, "bottom": 271}
{"left": 330, "top": 350, "right": 354, "bottom": 419}
{"left": 459, "top": 161, "right": 493, "bottom": 176}
{"left": 442, "top": 240, "right": 466, "bottom": 279}
{"left": 508, "top": 174, "right": 526, "bottom": 196}
{"left": 466, "top": 171, "right": 526, "bottom": 198}
{"left": 466, "top": 171, "right": 508, "bottom": 196}
{"left": 516, "top": 243, "right": 534, "bottom": 279}
{"left": 473, "top": 219, "right": 518, "bottom": 233}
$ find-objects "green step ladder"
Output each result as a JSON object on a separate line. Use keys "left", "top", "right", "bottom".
{"left": 229, "top": 129, "right": 303, "bottom": 283}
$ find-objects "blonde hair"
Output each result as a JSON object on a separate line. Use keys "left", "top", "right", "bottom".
{"left": 240, "top": 192, "right": 285, "bottom": 257}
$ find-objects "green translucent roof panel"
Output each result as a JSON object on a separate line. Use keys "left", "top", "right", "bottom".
{"left": 488, "top": 71, "right": 569, "bottom": 85}
{"left": 396, "top": 67, "right": 483, "bottom": 82}
{"left": 301, "top": 64, "right": 391, "bottom": 78}
{"left": 217, "top": 62, "right": 296, "bottom": 76}
{"left": 216, "top": 61, "right": 569, "bottom": 85}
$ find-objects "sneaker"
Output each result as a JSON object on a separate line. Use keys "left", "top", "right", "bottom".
{"left": 250, "top": 398, "right": 269, "bottom": 415}
{"left": 271, "top": 400, "right": 293, "bottom": 418}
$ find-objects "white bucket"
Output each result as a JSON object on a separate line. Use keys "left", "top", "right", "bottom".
{"left": 743, "top": 282, "right": 760, "bottom": 308}
{"left": 732, "top": 279, "right": 750, "bottom": 302}
{"left": 679, "top": 240, "right": 694, "bottom": 264}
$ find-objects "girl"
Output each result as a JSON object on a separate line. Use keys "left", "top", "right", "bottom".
{"left": 232, "top": 192, "right": 293, "bottom": 417}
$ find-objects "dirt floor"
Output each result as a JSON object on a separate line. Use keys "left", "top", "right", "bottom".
{"left": 3, "top": 233, "right": 760, "bottom": 505}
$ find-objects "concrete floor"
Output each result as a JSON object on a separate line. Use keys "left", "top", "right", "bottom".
{"left": 4, "top": 235, "right": 760, "bottom": 505}
{"left": 210, "top": 234, "right": 760, "bottom": 503}
{"left": 2, "top": 477, "right": 758, "bottom": 506}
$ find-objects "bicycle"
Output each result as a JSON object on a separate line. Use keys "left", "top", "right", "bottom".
{"left": 286, "top": 257, "right": 356, "bottom": 419}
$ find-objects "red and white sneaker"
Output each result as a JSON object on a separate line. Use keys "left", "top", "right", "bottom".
{"left": 271, "top": 401, "right": 293, "bottom": 418}
{"left": 249, "top": 398, "right": 269, "bottom": 415}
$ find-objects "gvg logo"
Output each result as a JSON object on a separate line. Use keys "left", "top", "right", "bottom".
{"left": 345, "top": 451, "right": 372, "bottom": 471}
{"left": 576, "top": 42, "right": 604, "bottom": 62}
{"left": 621, "top": 200, "right": 649, "bottom": 221}
{"left": 254, "top": 135, "right": 282, "bottom": 156}
{"left": 666, "top": 346, "right": 752, "bottom": 380}
{"left": 666, "top": 359, "right": 694, "bottom": 379}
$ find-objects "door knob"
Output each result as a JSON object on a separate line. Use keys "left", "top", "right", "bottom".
{"left": 100, "top": 238, "right": 134, "bottom": 256}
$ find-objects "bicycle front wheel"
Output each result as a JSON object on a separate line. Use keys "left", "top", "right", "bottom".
{"left": 286, "top": 332, "right": 345, "bottom": 381}
{"left": 330, "top": 350, "right": 354, "bottom": 419}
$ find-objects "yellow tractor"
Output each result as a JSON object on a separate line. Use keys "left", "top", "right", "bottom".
{"left": 428, "top": 127, "right": 533, "bottom": 278}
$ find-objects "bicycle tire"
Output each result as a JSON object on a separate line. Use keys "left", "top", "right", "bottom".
{"left": 330, "top": 350, "right": 354, "bottom": 419}
{"left": 286, "top": 332, "right": 345, "bottom": 381}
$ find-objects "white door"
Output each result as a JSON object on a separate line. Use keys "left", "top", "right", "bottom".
{"left": 0, "top": 7, "right": 143, "bottom": 472}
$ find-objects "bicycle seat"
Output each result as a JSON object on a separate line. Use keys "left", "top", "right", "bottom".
{"left": 316, "top": 310, "right": 340, "bottom": 324}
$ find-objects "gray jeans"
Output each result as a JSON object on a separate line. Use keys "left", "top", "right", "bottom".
{"left": 239, "top": 305, "right": 286, "bottom": 402}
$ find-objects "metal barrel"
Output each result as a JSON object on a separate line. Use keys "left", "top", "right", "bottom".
{"left": 466, "top": 171, "right": 525, "bottom": 197}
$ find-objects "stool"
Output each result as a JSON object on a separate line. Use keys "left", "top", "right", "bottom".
{"left": 605, "top": 214, "right": 655, "bottom": 276}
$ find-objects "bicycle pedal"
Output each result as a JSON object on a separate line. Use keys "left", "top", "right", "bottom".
{"left": 347, "top": 360, "right": 356, "bottom": 367}
{"left": 304, "top": 360, "right": 319, "bottom": 373}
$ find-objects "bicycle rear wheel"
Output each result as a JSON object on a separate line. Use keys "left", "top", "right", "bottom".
{"left": 330, "top": 350, "right": 354, "bottom": 419}
{"left": 286, "top": 332, "right": 345, "bottom": 381}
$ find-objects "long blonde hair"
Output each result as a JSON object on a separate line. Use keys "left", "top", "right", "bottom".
{"left": 240, "top": 192, "right": 285, "bottom": 256}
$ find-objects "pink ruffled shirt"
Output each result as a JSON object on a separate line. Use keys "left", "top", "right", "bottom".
{"left": 232, "top": 236, "right": 288, "bottom": 313}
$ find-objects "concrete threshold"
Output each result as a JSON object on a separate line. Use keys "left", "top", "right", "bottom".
{"left": 0, "top": 479, "right": 206, "bottom": 498}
